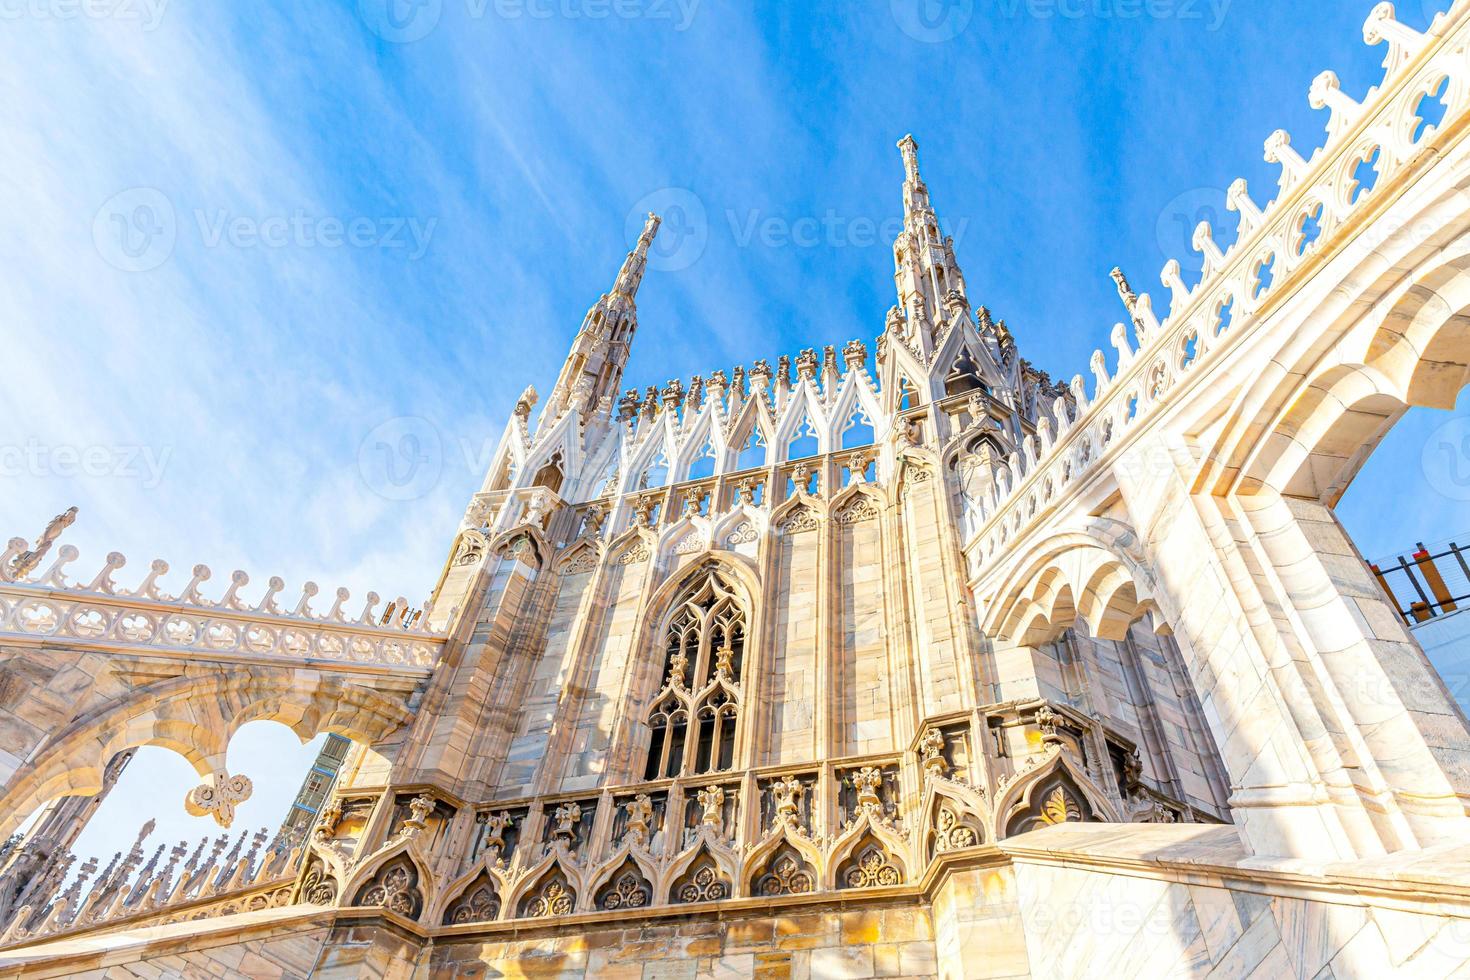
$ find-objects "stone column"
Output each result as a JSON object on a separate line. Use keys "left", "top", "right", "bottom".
{"left": 1112, "top": 433, "right": 1470, "bottom": 860}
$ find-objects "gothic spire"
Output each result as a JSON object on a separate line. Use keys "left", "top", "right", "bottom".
{"left": 889, "top": 135, "right": 968, "bottom": 359}
{"left": 612, "top": 211, "right": 661, "bottom": 303}
{"left": 540, "top": 213, "right": 662, "bottom": 431}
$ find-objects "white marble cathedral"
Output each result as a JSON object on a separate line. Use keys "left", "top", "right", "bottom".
{"left": 2, "top": 2, "right": 1470, "bottom": 976}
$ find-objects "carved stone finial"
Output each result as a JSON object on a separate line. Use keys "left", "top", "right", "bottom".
{"left": 919, "top": 727, "right": 948, "bottom": 778}
{"left": 184, "top": 770, "right": 253, "bottom": 828}
{"left": 9, "top": 506, "right": 78, "bottom": 578}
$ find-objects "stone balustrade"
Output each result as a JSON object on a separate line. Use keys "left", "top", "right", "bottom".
{"left": 964, "top": 0, "right": 1470, "bottom": 576}
{"left": 0, "top": 539, "right": 445, "bottom": 673}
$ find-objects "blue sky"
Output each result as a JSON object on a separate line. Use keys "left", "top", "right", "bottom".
{"left": 3, "top": 0, "right": 1467, "bottom": 862}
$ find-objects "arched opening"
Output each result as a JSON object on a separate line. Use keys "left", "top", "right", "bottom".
{"left": 531, "top": 453, "right": 565, "bottom": 495}
{"left": 641, "top": 568, "right": 748, "bottom": 780}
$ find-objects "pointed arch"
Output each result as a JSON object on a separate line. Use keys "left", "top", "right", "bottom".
{"left": 921, "top": 785, "right": 987, "bottom": 861}
{"left": 725, "top": 398, "right": 776, "bottom": 472}
{"left": 666, "top": 840, "right": 737, "bottom": 904}
{"left": 993, "top": 751, "right": 1121, "bottom": 840}
{"left": 505, "top": 853, "right": 581, "bottom": 919}
{"left": 591, "top": 856, "right": 654, "bottom": 911}
{"left": 345, "top": 844, "right": 430, "bottom": 921}
{"left": 637, "top": 561, "right": 750, "bottom": 780}
{"left": 438, "top": 868, "right": 504, "bottom": 925}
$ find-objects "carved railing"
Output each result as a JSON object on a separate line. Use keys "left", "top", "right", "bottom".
{"left": 964, "top": 1, "right": 1470, "bottom": 575}
{"left": 294, "top": 702, "right": 1192, "bottom": 929}
{"left": 0, "top": 820, "right": 301, "bottom": 949}
{"left": 0, "top": 540, "right": 445, "bottom": 672}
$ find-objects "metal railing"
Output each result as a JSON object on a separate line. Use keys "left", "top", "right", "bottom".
{"left": 1371, "top": 541, "right": 1470, "bottom": 628}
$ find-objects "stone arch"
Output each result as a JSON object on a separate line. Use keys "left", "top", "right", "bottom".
{"left": 489, "top": 525, "right": 553, "bottom": 570}
{"left": 925, "top": 792, "right": 985, "bottom": 861}
{"left": 829, "top": 483, "right": 884, "bottom": 525}
{"left": 439, "top": 869, "right": 504, "bottom": 925}
{"left": 768, "top": 493, "right": 825, "bottom": 534}
{"left": 833, "top": 833, "right": 905, "bottom": 890}
{"left": 748, "top": 840, "right": 818, "bottom": 898}
{"left": 666, "top": 843, "right": 734, "bottom": 904}
{"left": 0, "top": 670, "right": 414, "bottom": 840}
{"left": 346, "top": 848, "right": 429, "bottom": 921}
{"left": 513, "top": 861, "right": 578, "bottom": 920}
{"left": 981, "top": 522, "right": 1162, "bottom": 646}
{"left": 993, "top": 751, "right": 1120, "bottom": 840}
{"left": 1242, "top": 362, "right": 1405, "bottom": 503}
{"left": 591, "top": 856, "right": 654, "bottom": 911}
{"left": 299, "top": 854, "right": 340, "bottom": 907}
{"left": 1210, "top": 188, "right": 1470, "bottom": 502}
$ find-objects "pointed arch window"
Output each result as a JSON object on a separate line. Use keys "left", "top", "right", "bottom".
{"left": 643, "top": 569, "right": 747, "bottom": 780}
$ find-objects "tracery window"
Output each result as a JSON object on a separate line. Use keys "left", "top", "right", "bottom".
{"left": 643, "top": 569, "right": 746, "bottom": 780}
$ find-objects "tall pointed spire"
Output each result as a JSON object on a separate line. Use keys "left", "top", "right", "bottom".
{"left": 889, "top": 135, "right": 967, "bottom": 358}
{"left": 613, "top": 212, "right": 661, "bottom": 301}
{"left": 540, "top": 213, "right": 662, "bottom": 429}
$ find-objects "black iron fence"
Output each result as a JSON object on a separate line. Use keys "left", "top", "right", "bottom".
{"left": 1371, "top": 541, "right": 1470, "bottom": 628}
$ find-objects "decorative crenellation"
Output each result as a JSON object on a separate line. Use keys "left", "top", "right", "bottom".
{"left": 0, "top": 819, "right": 300, "bottom": 949}
{"left": 0, "top": 522, "right": 445, "bottom": 670}
{"left": 962, "top": 1, "right": 1469, "bottom": 574}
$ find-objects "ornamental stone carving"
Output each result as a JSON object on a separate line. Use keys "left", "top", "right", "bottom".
{"left": 520, "top": 872, "right": 575, "bottom": 919}
{"left": 919, "top": 728, "right": 948, "bottom": 778}
{"left": 596, "top": 863, "right": 651, "bottom": 910}
{"left": 755, "top": 846, "right": 815, "bottom": 897}
{"left": 770, "top": 776, "right": 804, "bottom": 831}
{"left": 697, "top": 786, "right": 725, "bottom": 832}
{"left": 839, "top": 841, "right": 902, "bottom": 889}
{"left": 184, "top": 770, "right": 252, "bottom": 829}
{"left": 444, "top": 875, "right": 501, "bottom": 925}
{"left": 622, "top": 794, "right": 654, "bottom": 848}
{"left": 355, "top": 857, "right": 423, "bottom": 919}
{"left": 724, "top": 522, "right": 758, "bottom": 546}
{"left": 672, "top": 855, "right": 728, "bottom": 904}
